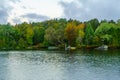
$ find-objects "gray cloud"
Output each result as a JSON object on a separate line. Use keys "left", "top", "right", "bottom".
{"left": 0, "top": 0, "right": 14, "bottom": 24}
{"left": 22, "top": 6, "right": 27, "bottom": 9}
{"left": 12, "top": 18, "right": 22, "bottom": 24}
{"left": 21, "top": 13, "right": 50, "bottom": 22}
{"left": 60, "top": 0, "right": 120, "bottom": 21}
{"left": 1, "top": 0, "right": 120, "bottom": 24}
{"left": 0, "top": 7, "right": 8, "bottom": 24}
{"left": 0, "top": 1, "right": 13, "bottom": 24}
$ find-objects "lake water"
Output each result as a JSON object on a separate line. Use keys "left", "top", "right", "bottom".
{"left": 0, "top": 50, "right": 119, "bottom": 80}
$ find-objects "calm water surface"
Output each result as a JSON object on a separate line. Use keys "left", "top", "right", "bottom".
{"left": 0, "top": 50, "right": 119, "bottom": 80}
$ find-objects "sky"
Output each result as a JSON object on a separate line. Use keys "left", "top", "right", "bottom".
{"left": 0, "top": 0, "right": 120, "bottom": 25}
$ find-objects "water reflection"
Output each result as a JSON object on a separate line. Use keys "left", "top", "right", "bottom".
{"left": 0, "top": 52, "right": 9, "bottom": 80}
{"left": 0, "top": 50, "right": 119, "bottom": 80}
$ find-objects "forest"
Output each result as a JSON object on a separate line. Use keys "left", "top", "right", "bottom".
{"left": 0, "top": 18, "right": 120, "bottom": 50}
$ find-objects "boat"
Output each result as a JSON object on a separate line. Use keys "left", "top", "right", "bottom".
{"left": 48, "top": 46, "right": 59, "bottom": 50}
{"left": 70, "top": 47, "right": 76, "bottom": 50}
{"left": 95, "top": 45, "right": 108, "bottom": 50}
{"left": 65, "top": 44, "right": 76, "bottom": 51}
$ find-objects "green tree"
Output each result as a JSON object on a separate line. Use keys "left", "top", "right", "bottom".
{"left": 33, "top": 26, "right": 45, "bottom": 45}
{"left": 84, "top": 23, "right": 94, "bottom": 45}
{"left": 95, "top": 22, "right": 118, "bottom": 45}
{"left": 17, "top": 38, "right": 27, "bottom": 49}
{"left": 44, "top": 27, "right": 57, "bottom": 46}
{"left": 87, "top": 18, "right": 99, "bottom": 31}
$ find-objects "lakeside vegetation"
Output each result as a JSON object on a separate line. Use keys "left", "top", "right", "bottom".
{"left": 0, "top": 18, "right": 120, "bottom": 50}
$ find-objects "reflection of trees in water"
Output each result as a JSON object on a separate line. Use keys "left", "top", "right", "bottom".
{"left": 0, "top": 52, "right": 9, "bottom": 80}
{"left": 81, "top": 49, "right": 120, "bottom": 68}
{"left": 0, "top": 50, "right": 119, "bottom": 80}
{"left": 7, "top": 51, "right": 67, "bottom": 80}
{"left": 7, "top": 50, "right": 120, "bottom": 67}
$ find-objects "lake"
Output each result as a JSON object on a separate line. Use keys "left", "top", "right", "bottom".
{"left": 0, "top": 50, "right": 119, "bottom": 80}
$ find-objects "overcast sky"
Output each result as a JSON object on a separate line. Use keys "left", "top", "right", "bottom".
{"left": 0, "top": 0, "right": 120, "bottom": 24}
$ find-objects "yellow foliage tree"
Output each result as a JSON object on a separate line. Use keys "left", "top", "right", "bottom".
{"left": 76, "top": 23, "right": 85, "bottom": 30}
{"left": 25, "top": 26, "right": 34, "bottom": 45}
{"left": 76, "top": 23, "right": 85, "bottom": 46}
{"left": 65, "top": 22, "right": 77, "bottom": 46}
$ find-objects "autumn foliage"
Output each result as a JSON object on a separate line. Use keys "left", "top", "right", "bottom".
{"left": 0, "top": 18, "right": 120, "bottom": 49}
{"left": 65, "top": 22, "right": 78, "bottom": 45}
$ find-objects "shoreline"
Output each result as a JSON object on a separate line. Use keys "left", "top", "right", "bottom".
{"left": 0, "top": 45, "right": 120, "bottom": 51}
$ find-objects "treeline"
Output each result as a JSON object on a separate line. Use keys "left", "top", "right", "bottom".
{"left": 0, "top": 18, "right": 120, "bottom": 50}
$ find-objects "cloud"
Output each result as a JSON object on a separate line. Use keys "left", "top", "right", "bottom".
{"left": 60, "top": 1, "right": 84, "bottom": 19}
{"left": 1, "top": 0, "right": 120, "bottom": 24}
{"left": 0, "top": 0, "right": 13, "bottom": 24}
{"left": 60, "top": 0, "right": 120, "bottom": 21}
{"left": 12, "top": 18, "right": 22, "bottom": 24}
{"left": 0, "top": 7, "right": 8, "bottom": 24}
{"left": 0, "top": 0, "right": 15, "bottom": 24}
{"left": 9, "top": 0, "right": 20, "bottom": 3}
{"left": 21, "top": 13, "right": 50, "bottom": 22}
